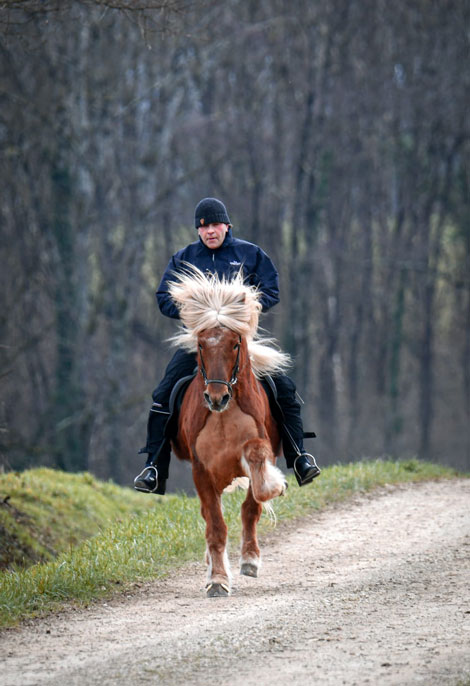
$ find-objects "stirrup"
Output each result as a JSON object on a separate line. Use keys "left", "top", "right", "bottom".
{"left": 133, "top": 465, "right": 159, "bottom": 493}
{"left": 293, "top": 453, "right": 321, "bottom": 486}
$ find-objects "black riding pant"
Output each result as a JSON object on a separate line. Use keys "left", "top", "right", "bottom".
{"left": 142, "top": 348, "right": 306, "bottom": 475}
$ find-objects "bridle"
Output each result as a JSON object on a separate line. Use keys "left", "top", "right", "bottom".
{"left": 198, "top": 335, "right": 242, "bottom": 398}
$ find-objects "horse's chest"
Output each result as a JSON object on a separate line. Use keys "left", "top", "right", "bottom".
{"left": 195, "top": 404, "right": 258, "bottom": 468}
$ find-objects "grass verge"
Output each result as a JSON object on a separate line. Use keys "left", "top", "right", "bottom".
{"left": 0, "top": 468, "right": 164, "bottom": 570}
{"left": 0, "top": 459, "right": 461, "bottom": 629}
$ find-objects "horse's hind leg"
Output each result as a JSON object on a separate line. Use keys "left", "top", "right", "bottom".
{"left": 240, "top": 486, "right": 262, "bottom": 577}
{"left": 193, "top": 465, "right": 231, "bottom": 597}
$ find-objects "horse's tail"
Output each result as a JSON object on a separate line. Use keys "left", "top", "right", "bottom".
{"left": 241, "top": 437, "right": 287, "bottom": 504}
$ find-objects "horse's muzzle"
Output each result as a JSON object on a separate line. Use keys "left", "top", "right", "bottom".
{"left": 204, "top": 391, "right": 231, "bottom": 412}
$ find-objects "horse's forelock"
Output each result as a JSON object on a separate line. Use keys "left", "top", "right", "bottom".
{"left": 167, "top": 264, "right": 291, "bottom": 375}
{"left": 168, "top": 264, "right": 261, "bottom": 338}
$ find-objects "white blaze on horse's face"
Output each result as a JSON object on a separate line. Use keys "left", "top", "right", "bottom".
{"left": 205, "top": 330, "right": 225, "bottom": 346}
{"left": 198, "top": 326, "right": 241, "bottom": 413}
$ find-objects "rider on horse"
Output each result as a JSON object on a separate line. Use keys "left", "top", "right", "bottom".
{"left": 134, "top": 197, "right": 321, "bottom": 495}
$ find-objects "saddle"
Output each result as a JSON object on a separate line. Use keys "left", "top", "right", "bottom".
{"left": 164, "top": 372, "right": 197, "bottom": 440}
{"left": 163, "top": 373, "right": 316, "bottom": 442}
{"left": 259, "top": 375, "right": 316, "bottom": 441}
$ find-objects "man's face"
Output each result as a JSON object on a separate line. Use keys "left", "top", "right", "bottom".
{"left": 198, "top": 223, "right": 229, "bottom": 249}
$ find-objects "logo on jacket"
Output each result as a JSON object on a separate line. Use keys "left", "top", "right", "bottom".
{"left": 230, "top": 260, "right": 241, "bottom": 266}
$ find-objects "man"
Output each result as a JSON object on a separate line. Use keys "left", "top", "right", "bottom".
{"left": 134, "top": 197, "right": 320, "bottom": 494}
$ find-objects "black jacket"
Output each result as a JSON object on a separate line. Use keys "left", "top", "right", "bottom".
{"left": 156, "top": 229, "right": 280, "bottom": 319}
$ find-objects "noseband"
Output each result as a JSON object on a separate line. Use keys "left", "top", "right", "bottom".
{"left": 198, "top": 335, "right": 241, "bottom": 398}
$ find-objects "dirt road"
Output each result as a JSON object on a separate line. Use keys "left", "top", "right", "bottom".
{"left": 1, "top": 479, "right": 469, "bottom": 686}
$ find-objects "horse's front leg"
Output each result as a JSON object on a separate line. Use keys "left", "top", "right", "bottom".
{"left": 240, "top": 486, "right": 263, "bottom": 578}
{"left": 242, "top": 437, "right": 287, "bottom": 502}
{"left": 192, "top": 463, "right": 231, "bottom": 597}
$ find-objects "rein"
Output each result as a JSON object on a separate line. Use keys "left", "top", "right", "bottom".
{"left": 198, "top": 335, "right": 242, "bottom": 398}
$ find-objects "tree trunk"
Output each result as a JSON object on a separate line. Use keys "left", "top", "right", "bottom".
{"left": 51, "top": 160, "right": 89, "bottom": 472}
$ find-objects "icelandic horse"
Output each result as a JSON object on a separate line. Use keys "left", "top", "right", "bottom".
{"left": 168, "top": 265, "right": 291, "bottom": 597}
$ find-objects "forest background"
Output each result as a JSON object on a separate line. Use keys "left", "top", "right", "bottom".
{"left": 1, "top": 0, "right": 468, "bottom": 492}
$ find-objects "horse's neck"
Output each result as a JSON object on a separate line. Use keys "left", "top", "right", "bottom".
{"left": 237, "top": 351, "right": 257, "bottom": 387}
{"left": 234, "top": 360, "right": 263, "bottom": 402}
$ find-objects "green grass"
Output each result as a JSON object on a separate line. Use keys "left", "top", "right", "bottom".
{"left": 0, "top": 459, "right": 461, "bottom": 629}
{"left": 0, "top": 468, "right": 162, "bottom": 570}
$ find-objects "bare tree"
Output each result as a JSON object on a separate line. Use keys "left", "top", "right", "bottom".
{"left": 1, "top": 0, "right": 468, "bottom": 483}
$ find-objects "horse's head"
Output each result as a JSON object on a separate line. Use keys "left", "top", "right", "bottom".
{"left": 168, "top": 265, "right": 291, "bottom": 385}
{"left": 197, "top": 326, "right": 243, "bottom": 412}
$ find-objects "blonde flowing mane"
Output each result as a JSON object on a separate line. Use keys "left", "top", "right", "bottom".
{"left": 168, "top": 264, "right": 291, "bottom": 377}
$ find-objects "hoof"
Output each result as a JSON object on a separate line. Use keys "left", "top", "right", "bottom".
{"left": 206, "top": 582, "right": 230, "bottom": 597}
{"left": 240, "top": 562, "right": 258, "bottom": 578}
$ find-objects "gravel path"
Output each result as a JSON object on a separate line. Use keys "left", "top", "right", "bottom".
{"left": 1, "top": 479, "right": 469, "bottom": 686}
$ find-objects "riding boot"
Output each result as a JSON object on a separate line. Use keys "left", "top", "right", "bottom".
{"left": 272, "top": 375, "right": 321, "bottom": 486}
{"left": 282, "top": 423, "right": 321, "bottom": 486}
{"left": 134, "top": 404, "right": 170, "bottom": 495}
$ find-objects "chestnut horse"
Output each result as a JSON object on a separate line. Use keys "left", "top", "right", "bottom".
{"left": 168, "top": 266, "right": 291, "bottom": 597}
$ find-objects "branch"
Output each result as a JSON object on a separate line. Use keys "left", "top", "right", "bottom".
{"left": 0, "top": 0, "right": 197, "bottom": 34}
{"left": 0, "top": 0, "right": 191, "bottom": 12}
